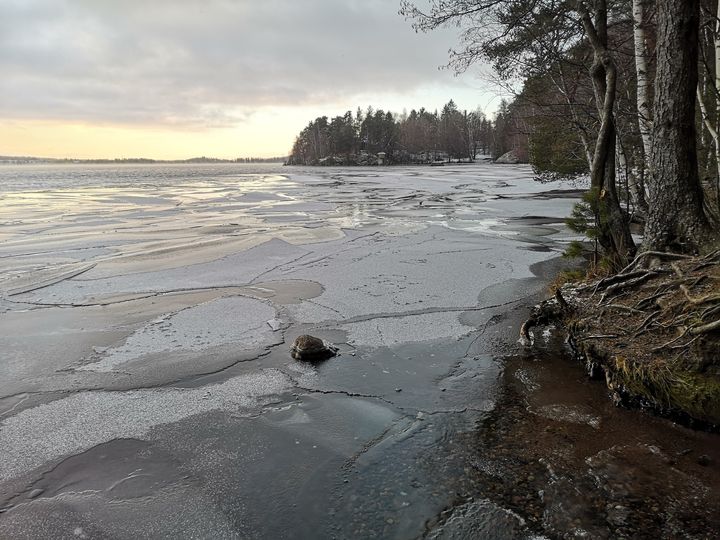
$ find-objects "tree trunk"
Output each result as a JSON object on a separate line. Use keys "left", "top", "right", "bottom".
{"left": 713, "top": 0, "right": 720, "bottom": 217}
{"left": 616, "top": 134, "right": 647, "bottom": 216}
{"left": 715, "top": 0, "right": 720, "bottom": 119}
{"left": 617, "top": 126, "right": 648, "bottom": 219}
{"left": 580, "top": 1, "right": 636, "bottom": 265}
{"left": 644, "top": 0, "right": 718, "bottom": 253}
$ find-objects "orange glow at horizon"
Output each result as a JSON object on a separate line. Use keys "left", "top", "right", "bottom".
{"left": 0, "top": 117, "right": 298, "bottom": 160}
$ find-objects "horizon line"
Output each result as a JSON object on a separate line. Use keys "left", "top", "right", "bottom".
{"left": 0, "top": 154, "right": 289, "bottom": 164}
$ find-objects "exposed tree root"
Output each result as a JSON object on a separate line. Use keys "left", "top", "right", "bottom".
{"left": 619, "top": 250, "right": 693, "bottom": 274}
{"left": 651, "top": 329, "right": 689, "bottom": 352}
{"left": 521, "top": 255, "right": 720, "bottom": 427}
{"left": 680, "top": 284, "right": 720, "bottom": 305}
{"left": 690, "top": 319, "right": 720, "bottom": 335}
{"left": 633, "top": 310, "right": 659, "bottom": 335}
{"left": 598, "top": 271, "right": 662, "bottom": 304}
{"left": 604, "top": 303, "right": 644, "bottom": 314}
{"left": 576, "top": 334, "right": 620, "bottom": 342}
{"left": 520, "top": 288, "right": 570, "bottom": 344}
{"left": 580, "top": 269, "right": 648, "bottom": 294}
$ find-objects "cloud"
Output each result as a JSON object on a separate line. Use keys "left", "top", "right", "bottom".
{"left": 1, "top": 0, "right": 466, "bottom": 127}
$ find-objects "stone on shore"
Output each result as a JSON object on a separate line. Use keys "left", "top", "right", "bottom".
{"left": 495, "top": 150, "right": 520, "bottom": 164}
{"left": 290, "top": 334, "right": 338, "bottom": 361}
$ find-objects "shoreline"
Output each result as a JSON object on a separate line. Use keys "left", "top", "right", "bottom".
{"left": 523, "top": 252, "right": 720, "bottom": 430}
{"left": 418, "top": 256, "right": 720, "bottom": 538}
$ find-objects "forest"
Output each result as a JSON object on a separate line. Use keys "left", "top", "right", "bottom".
{"left": 285, "top": 101, "right": 515, "bottom": 165}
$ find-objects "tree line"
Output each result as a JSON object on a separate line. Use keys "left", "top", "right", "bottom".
{"left": 400, "top": 0, "right": 720, "bottom": 265}
{"left": 286, "top": 101, "right": 522, "bottom": 165}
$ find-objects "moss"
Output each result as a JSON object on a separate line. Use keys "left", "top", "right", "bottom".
{"left": 666, "top": 372, "right": 720, "bottom": 425}
{"left": 606, "top": 356, "right": 720, "bottom": 425}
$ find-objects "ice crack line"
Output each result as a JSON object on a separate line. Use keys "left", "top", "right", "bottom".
{"left": 249, "top": 252, "right": 313, "bottom": 284}
{"left": 305, "top": 299, "right": 344, "bottom": 317}
{"left": 320, "top": 297, "right": 526, "bottom": 326}
{"left": 4, "top": 282, "right": 306, "bottom": 308}
{"left": 294, "top": 386, "right": 398, "bottom": 409}
{"left": 5, "top": 263, "right": 97, "bottom": 296}
{"left": 341, "top": 416, "right": 416, "bottom": 471}
{"left": 292, "top": 386, "right": 486, "bottom": 417}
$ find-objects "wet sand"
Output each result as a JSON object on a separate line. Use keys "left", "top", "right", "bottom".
{"left": 0, "top": 162, "right": 717, "bottom": 538}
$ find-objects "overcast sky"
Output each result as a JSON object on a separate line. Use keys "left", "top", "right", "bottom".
{"left": 1, "top": 0, "right": 499, "bottom": 159}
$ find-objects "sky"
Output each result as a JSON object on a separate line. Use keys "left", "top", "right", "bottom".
{"left": 1, "top": 0, "right": 500, "bottom": 159}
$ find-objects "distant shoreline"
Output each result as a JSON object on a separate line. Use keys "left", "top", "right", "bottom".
{"left": 0, "top": 156, "right": 287, "bottom": 165}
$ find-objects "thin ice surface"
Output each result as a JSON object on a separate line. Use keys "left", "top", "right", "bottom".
{"left": 0, "top": 162, "right": 600, "bottom": 539}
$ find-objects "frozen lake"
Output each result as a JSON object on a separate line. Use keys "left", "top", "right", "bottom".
{"left": 1, "top": 162, "right": 579, "bottom": 398}
{"left": 1, "top": 163, "right": 717, "bottom": 538}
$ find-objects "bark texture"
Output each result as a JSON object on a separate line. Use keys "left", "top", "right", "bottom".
{"left": 645, "top": 0, "right": 717, "bottom": 253}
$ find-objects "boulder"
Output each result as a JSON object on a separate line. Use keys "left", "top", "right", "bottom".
{"left": 495, "top": 150, "right": 520, "bottom": 164}
{"left": 290, "top": 334, "right": 338, "bottom": 361}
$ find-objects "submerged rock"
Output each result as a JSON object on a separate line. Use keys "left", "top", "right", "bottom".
{"left": 290, "top": 335, "right": 338, "bottom": 361}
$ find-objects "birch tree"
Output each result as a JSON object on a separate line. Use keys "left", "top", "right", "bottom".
{"left": 697, "top": 0, "right": 720, "bottom": 214}
{"left": 632, "top": 0, "right": 652, "bottom": 173}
